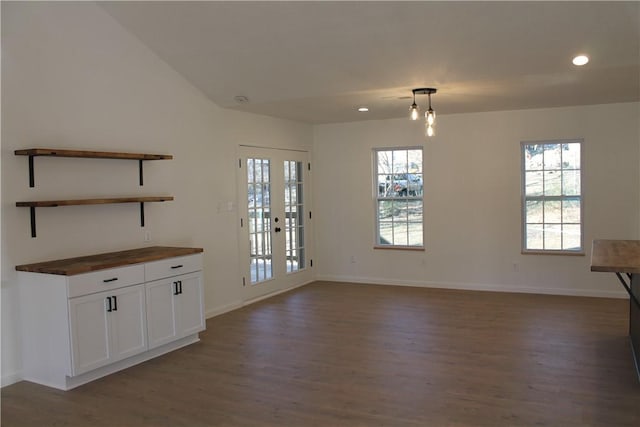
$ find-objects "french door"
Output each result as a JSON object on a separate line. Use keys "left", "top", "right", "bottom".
{"left": 238, "top": 146, "right": 312, "bottom": 301}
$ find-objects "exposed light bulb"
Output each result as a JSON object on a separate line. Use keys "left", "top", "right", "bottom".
{"left": 410, "top": 103, "right": 419, "bottom": 120}
{"left": 426, "top": 124, "right": 435, "bottom": 137}
{"left": 425, "top": 109, "right": 436, "bottom": 126}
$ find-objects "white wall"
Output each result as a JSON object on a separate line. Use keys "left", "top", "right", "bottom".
{"left": 313, "top": 102, "right": 640, "bottom": 297}
{"left": 1, "top": 2, "right": 312, "bottom": 385}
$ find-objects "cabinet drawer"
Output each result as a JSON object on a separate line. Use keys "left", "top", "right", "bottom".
{"left": 68, "top": 264, "right": 145, "bottom": 298}
{"left": 145, "top": 254, "right": 202, "bottom": 282}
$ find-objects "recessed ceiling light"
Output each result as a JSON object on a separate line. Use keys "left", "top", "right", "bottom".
{"left": 358, "top": 107, "right": 369, "bottom": 112}
{"left": 572, "top": 55, "right": 589, "bottom": 66}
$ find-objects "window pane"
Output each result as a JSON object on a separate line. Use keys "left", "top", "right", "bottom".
{"left": 393, "top": 200, "right": 409, "bottom": 221}
{"left": 392, "top": 223, "right": 408, "bottom": 246}
{"left": 524, "top": 145, "right": 544, "bottom": 170}
{"left": 562, "top": 143, "right": 580, "bottom": 169}
{"left": 526, "top": 200, "right": 543, "bottom": 223}
{"left": 377, "top": 175, "right": 389, "bottom": 196}
{"left": 377, "top": 151, "right": 393, "bottom": 175}
{"left": 378, "top": 200, "right": 393, "bottom": 220}
{"left": 378, "top": 221, "right": 393, "bottom": 245}
{"left": 544, "top": 144, "right": 562, "bottom": 169}
{"left": 543, "top": 171, "right": 561, "bottom": 196}
{"left": 563, "top": 224, "right": 581, "bottom": 250}
{"left": 563, "top": 170, "right": 580, "bottom": 195}
{"left": 525, "top": 171, "right": 543, "bottom": 196}
{"left": 544, "top": 224, "right": 562, "bottom": 250}
{"left": 408, "top": 149, "right": 422, "bottom": 173}
{"left": 393, "top": 151, "right": 407, "bottom": 174}
{"left": 544, "top": 200, "right": 561, "bottom": 223}
{"left": 408, "top": 222, "right": 423, "bottom": 246}
{"left": 562, "top": 199, "right": 580, "bottom": 223}
{"left": 526, "top": 224, "right": 544, "bottom": 250}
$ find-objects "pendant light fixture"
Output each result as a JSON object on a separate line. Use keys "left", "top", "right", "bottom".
{"left": 410, "top": 91, "right": 419, "bottom": 120}
{"left": 410, "top": 88, "right": 437, "bottom": 137}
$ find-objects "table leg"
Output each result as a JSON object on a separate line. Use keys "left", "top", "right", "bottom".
{"left": 631, "top": 274, "right": 640, "bottom": 380}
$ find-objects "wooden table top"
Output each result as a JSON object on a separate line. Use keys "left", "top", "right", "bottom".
{"left": 15, "top": 246, "right": 203, "bottom": 276}
{"left": 590, "top": 240, "right": 640, "bottom": 273}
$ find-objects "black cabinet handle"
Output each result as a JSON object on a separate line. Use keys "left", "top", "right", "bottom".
{"left": 112, "top": 295, "right": 117, "bottom": 311}
{"left": 170, "top": 265, "right": 183, "bottom": 269}
{"left": 178, "top": 280, "right": 183, "bottom": 295}
{"left": 103, "top": 277, "right": 118, "bottom": 283}
{"left": 106, "top": 296, "right": 112, "bottom": 312}
{"left": 173, "top": 281, "right": 179, "bottom": 295}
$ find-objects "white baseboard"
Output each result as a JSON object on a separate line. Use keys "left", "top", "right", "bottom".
{"left": 314, "top": 274, "right": 628, "bottom": 299}
{"left": 1, "top": 371, "right": 22, "bottom": 388}
{"left": 204, "top": 280, "right": 314, "bottom": 319}
{"left": 205, "top": 300, "right": 243, "bottom": 319}
{"left": 243, "top": 280, "right": 313, "bottom": 306}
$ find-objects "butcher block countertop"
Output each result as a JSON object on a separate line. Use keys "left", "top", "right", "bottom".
{"left": 591, "top": 240, "right": 640, "bottom": 274}
{"left": 15, "top": 246, "right": 203, "bottom": 276}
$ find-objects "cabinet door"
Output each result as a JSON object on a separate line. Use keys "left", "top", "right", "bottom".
{"left": 109, "top": 284, "right": 147, "bottom": 361}
{"left": 175, "top": 271, "right": 205, "bottom": 337}
{"left": 146, "top": 278, "right": 178, "bottom": 349}
{"left": 69, "top": 292, "right": 111, "bottom": 376}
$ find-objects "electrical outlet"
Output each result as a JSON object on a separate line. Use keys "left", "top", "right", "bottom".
{"left": 144, "top": 231, "right": 151, "bottom": 242}
{"left": 350, "top": 255, "right": 356, "bottom": 264}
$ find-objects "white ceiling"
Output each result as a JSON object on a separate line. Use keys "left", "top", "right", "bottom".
{"left": 100, "top": 1, "right": 640, "bottom": 124}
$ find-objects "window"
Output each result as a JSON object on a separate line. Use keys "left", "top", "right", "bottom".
{"left": 521, "top": 140, "right": 583, "bottom": 254}
{"left": 374, "top": 147, "right": 423, "bottom": 248}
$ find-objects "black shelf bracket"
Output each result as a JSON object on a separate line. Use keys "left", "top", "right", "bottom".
{"left": 28, "top": 156, "right": 35, "bottom": 188}
{"left": 30, "top": 207, "right": 36, "bottom": 238}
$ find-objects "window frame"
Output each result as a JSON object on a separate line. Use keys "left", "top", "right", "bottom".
{"left": 373, "top": 146, "right": 425, "bottom": 250}
{"left": 520, "top": 139, "right": 584, "bottom": 255}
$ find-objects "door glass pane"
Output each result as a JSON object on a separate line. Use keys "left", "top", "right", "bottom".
{"left": 285, "top": 160, "right": 305, "bottom": 273}
{"left": 247, "top": 158, "right": 272, "bottom": 284}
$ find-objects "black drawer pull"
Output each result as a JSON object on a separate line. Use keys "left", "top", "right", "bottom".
{"left": 103, "top": 277, "right": 118, "bottom": 283}
{"left": 170, "top": 264, "right": 184, "bottom": 269}
{"left": 112, "top": 295, "right": 117, "bottom": 311}
{"left": 106, "top": 296, "right": 112, "bottom": 312}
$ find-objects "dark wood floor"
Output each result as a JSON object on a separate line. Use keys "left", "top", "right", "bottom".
{"left": 2, "top": 281, "right": 640, "bottom": 426}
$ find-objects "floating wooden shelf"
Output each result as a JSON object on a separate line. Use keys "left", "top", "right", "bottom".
{"left": 16, "top": 196, "right": 174, "bottom": 238}
{"left": 16, "top": 196, "right": 173, "bottom": 208}
{"left": 15, "top": 148, "right": 173, "bottom": 187}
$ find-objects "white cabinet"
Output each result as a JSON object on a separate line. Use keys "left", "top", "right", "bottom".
{"left": 17, "top": 247, "right": 205, "bottom": 391}
{"left": 146, "top": 271, "right": 204, "bottom": 349}
{"left": 69, "top": 284, "right": 147, "bottom": 376}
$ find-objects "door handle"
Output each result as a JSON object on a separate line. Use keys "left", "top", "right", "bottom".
{"left": 106, "top": 296, "right": 112, "bottom": 312}
{"left": 173, "top": 281, "right": 179, "bottom": 295}
{"left": 178, "top": 280, "right": 183, "bottom": 295}
{"left": 275, "top": 227, "right": 281, "bottom": 233}
{"left": 112, "top": 295, "right": 117, "bottom": 311}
